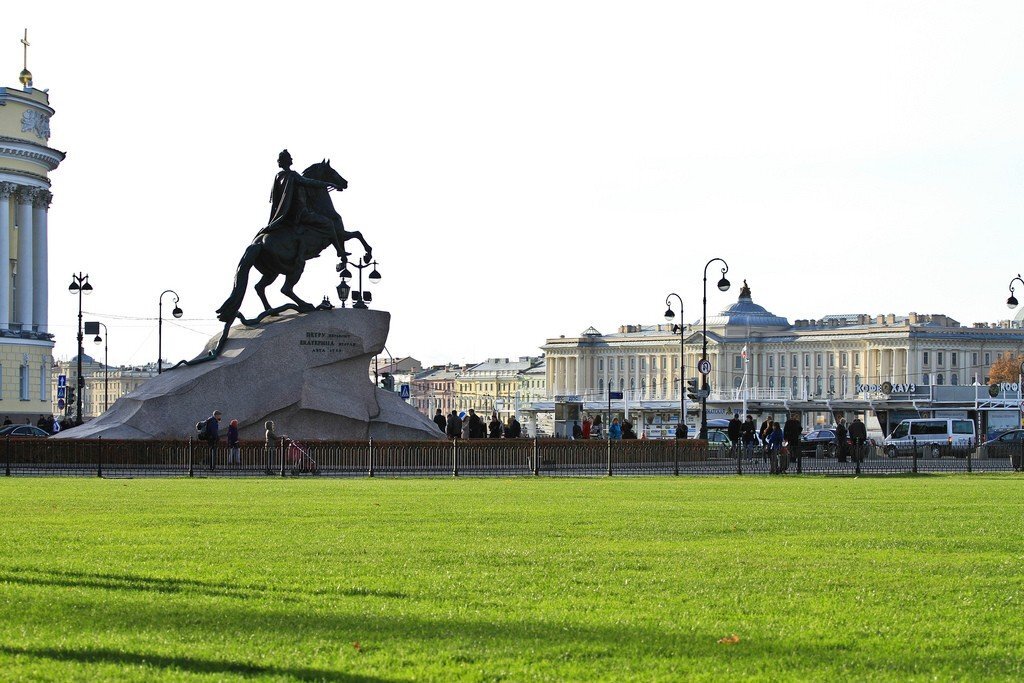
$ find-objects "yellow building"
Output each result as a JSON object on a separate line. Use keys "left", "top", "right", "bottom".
{"left": 0, "top": 34, "right": 64, "bottom": 422}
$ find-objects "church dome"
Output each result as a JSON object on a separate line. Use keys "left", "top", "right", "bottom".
{"left": 701, "top": 281, "right": 790, "bottom": 329}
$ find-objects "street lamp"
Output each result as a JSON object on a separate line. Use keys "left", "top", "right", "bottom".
{"left": 68, "top": 273, "right": 92, "bottom": 425}
{"left": 664, "top": 293, "right": 686, "bottom": 436}
{"left": 1007, "top": 274, "right": 1023, "bottom": 309}
{"left": 158, "top": 290, "right": 182, "bottom": 374}
{"left": 85, "top": 321, "right": 108, "bottom": 413}
{"left": 337, "top": 258, "right": 381, "bottom": 309}
{"left": 699, "top": 257, "right": 730, "bottom": 440}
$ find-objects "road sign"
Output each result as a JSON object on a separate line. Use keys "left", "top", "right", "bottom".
{"left": 400, "top": 384, "right": 410, "bottom": 400}
{"left": 57, "top": 375, "right": 67, "bottom": 388}
{"left": 56, "top": 386, "right": 66, "bottom": 399}
{"left": 57, "top": 399, "right": 65, "bottom": 410}
{"left": 696, "top": 388, "right": 711, "bottom": 399}
{"left": 609, "top": 391, "right": 624, "bottom": 400}
{"left": 697, "top": 359, "right": 712, "bottom": 375}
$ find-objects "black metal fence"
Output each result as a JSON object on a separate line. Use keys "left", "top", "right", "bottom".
{"left": 3, "top": 436, "right": 1022, "bottom": 477}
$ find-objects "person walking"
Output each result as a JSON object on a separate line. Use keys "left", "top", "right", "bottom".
{"left": 446, "top": 411, "right": 462, "bottom": 439}
{"left": 849, "top": 416, "right": 868, "bottom": 462}
{"left": 835, "top": 418, "right": 849, "bottom": 463}
{"left": 742, "top": 415, "right": 757, "bottom": 460}
{"left": 767, "top": 422, "right": 785, "bottom": 474}
{"left": 467, "top": 409, "right": 485, "bottom": 439}
{"left": 783, "top": 413, "right": 803, "bottom": 465}
{"left": 571, "top": 420, "right": 583, "bottom": 439}
{"left": 727, "top": 412, "right": 742, "bottom": 458}
{"left": 265, "top": 420, "right": 277, "bottom": 474}
{"left": 203, "top": 410, "right": 222, "bottom": 470}
{"left": 582, "top": 416, "right": 592, "bottom": 440}
{"left": 591, "top": 415, "right": 603, "bottom": 439}
{"left": 488, "top": 413, "right": 503, "bottom": 439}
{"left": 227, "top": 419, "right": 241, "bottom": 466}
{"left": 433, "top": 409, "right": 446, "bottom": 433}
{"left": 676, "top": 422, "right": 689, "bottom": 439}
{"left": 609, "top": 418, "right": 622, "bottom": 440}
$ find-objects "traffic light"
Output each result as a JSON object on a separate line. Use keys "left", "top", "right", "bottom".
{"left": 686, "top": 378, "right": 700, "bottom": 402}
{"left": 380, "top": 372, "right": 395, "bottom": 391}
{"left": 66, "top": 387, "right": 76, "bottom": 409}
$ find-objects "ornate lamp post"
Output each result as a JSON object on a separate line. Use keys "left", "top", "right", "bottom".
{"left": 1007, "top": 274, "right": 1023, "bottom": 309}
{"left": 699, "top": 258, "right": 731, "bottom": 440}
{"left": 86, "top": 321, "right": 109, "bottom": 413}
{"left": 663, "top": 293, "right": 686, "bottom": 436}
{"left": 68, "top": 273, "right": 93, "bottom": 425}
{"left": 337, "top": 258, "right": 381, "bottom": 309}
{"left": 158, "top": 290, "right": 183, "bottom": 374}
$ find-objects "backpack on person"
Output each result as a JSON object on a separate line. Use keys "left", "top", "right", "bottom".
{"left": 196, "top": 420, "right": 209, "bottom": 441}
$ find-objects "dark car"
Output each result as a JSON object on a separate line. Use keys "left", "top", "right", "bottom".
{"left": 798, "top": 429, "right": 851, "bottom": 457}
{"left": 982, "top": 429, "right": 1024, "bottom": 458}
{"left": 0, "top": 424, "right": 50, "bottom": 438}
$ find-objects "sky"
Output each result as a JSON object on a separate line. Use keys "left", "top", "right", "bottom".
{"left": 8, "top": 1, "right": 1023, "bottom": 368}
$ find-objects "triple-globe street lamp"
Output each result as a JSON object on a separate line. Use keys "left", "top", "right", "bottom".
{"left": 68, "top": 273, "right": 92, "bottom": 425}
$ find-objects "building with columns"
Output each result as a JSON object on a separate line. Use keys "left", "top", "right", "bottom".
{"left": 0, "top": 51, "right": 64, "bottom": 421}
{"left": 538, "top": 282, "right": 1024, "bottom": 434}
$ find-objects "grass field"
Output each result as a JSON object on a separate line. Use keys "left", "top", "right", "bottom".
{"left": 1, "top": 476, "right": 1023, "bottom": 681}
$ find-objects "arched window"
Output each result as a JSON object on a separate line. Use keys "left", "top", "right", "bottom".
{"left": 815, "top": 376, "right": 823, "bottom": 396}
{"left": 855, "top": 374, "right": 862, "bottom": 390}
{"left": 662, "top": 377, "right": 667, "bottom": 396}
{"left": 598, "top": 378, "right": 604, "bottom": 393}
{"left": 619, "top": 378, "right": 624, "bottom": 391}
{"left": 828, "top": 375, "right": 835, "bottom": 394}
{"left": 922, "top": 374, "right": 930, "bottom": 386}
{"left": 630, "top": 378, "right": 636, "bottom": 391}
{"left": 936, "top": 373, "right": 944, "bottom": 386}
{"left": 768, "top": 376, "right": 775, "bottom": 389}
{"left": 734, "top": 377, "right": 742, "bottom": 389}
{"left": 780, "top": 376, "right": 787, "bottom": 390}
{"left": 951, "top": 373, "right": 959, "bottom": 386}
{"left": 19, "top": 365, "right": 28, "bottom": 401}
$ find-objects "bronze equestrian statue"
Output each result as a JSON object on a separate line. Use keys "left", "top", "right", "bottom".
{"left": 217, "top": 150, "right": 372, "bottom": 324}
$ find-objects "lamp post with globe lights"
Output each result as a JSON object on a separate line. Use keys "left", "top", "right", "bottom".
{"left": 337, "top": 258, "right": 381, "bottom": 309}
{"left": 68, "top": 273, "right": 93, "bottom": 425}
{"left": 158, "top": 290, "right": 183, "bottom": 375}
{"left": 699, "top": 258, "right": 731, "bottom": 440}
{"left": 663, "top": 293, "right": 686, "bottom": 435}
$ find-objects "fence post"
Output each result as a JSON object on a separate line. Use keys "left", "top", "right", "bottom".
{"left": 855, "top": 444, "right": 861, "bottom": 476}
{"left": 797, "top": 444, "right": 803, "bottom": 474}
{"left": 97, "top": 436, "right": 103, "bottom": 478}
{"left": 966, "top": 439, "right": 972, "bottom": 473}
{"left": 4, "top": 435, "right": 9, "bottom": 477}
{"left": 673, "top": 438, "right": 679, "bottom": 476}
{"left": 368, "top": 438, "right": 374, "bottom": 478}
{"left": 280, "top": 437, "right": 286, "bottom": 477}
{"left": 188, "top": 437, "right": 194, "bottom": 477}
{"left": 606, "top": 437, "right": 612, "bottom": 476}
{"left": 912, "top": 437, "right": 918, "bottom": 474}
{"left": 452, "top": 438, "right": 458, "bottom": 477}
{"left": 532, "top": 437, "right": 539, "bottom": 476}
{"left": 736, "top": 442, "right": 742, "bottom": 475}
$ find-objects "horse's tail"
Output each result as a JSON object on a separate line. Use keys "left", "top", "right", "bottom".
{"left": 216, "top": 243, "right": 260, "bottom": 323}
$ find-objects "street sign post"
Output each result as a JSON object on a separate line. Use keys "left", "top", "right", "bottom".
{"left": 697, "top": 358, "right": 712, "bottom": 375}
{"left": 57, "top": 399, "right": 65, "bottom": 411}
{"left": 56, "top": 386, "right": 66, "bottom": 400}
{"left": 400, "top": 384, "right": 410, "bottom": 400}
{"left": 57, "top": 375, "right": 67, "bottom": 388}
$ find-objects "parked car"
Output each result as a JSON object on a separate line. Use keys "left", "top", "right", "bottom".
{"left": 0, "top": 424, "right": 50, "bottom": 438}
{"left": 882, "top": 418, "right": 975, "bottom": 458}
{"left": 798, "top": 428, "right": 851, "bottom": 457}
{"left": 982, "top": 429, "right": 1024, "bottom": 456}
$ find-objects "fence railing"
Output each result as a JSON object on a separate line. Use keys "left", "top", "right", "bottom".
{"left": 2, "top": 436, "right": 1021, "bottom": 477}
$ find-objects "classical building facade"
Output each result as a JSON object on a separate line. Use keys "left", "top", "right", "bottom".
{"left": 539, "top": 283, "right": 1024, "bottom": 433}
{"left": 0, "top": 50, "right": 63, "bottom": 421}
{"left": 51, "top": 357, "right": 161, "bottom": 420}
{"left": 453, "top": 357, "right": 543, "bottom": 419}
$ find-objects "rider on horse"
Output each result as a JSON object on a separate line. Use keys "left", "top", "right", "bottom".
{"left": 255, "top": 149, "right": 346, "bottom": 260}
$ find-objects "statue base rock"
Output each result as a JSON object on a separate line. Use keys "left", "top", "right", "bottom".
{"left": 55, "top": 309, "right": 442, "bottom": 441}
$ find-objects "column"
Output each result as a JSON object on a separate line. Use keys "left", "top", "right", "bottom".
{"left": 32, "top": 190, "right": 51, "bottom": 334}
{"left": 0, "top": 183, "right": 13, "bottom": 329}
{"left": 15, "top": 187, "right": 34, "bottom": 330}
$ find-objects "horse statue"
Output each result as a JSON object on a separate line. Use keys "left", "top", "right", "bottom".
{"left": 216, "top": 152, "right": 372, "bottom": 325}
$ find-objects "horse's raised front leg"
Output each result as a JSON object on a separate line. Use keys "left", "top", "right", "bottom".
{"left": 280, "top": 267, "right": 315, "bottom": 312}
{"left": 254, "top": 271, "right": 277, "bottom": 312}
{"left": 341, "top": 229, "right": 372, "bottom": 261}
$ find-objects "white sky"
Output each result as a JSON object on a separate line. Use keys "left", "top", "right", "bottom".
{"left": 9, "top": 1, "right": 1024, "bottom": 367}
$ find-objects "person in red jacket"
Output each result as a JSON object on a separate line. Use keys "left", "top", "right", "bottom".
{"left": 582, "top": 416, "right": 592, "bottom": 439}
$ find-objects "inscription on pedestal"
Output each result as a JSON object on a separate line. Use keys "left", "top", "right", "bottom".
{"left": 299, "top": 331, "right": 360, "bottom": 354}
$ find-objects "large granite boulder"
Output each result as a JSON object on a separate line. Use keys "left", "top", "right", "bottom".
{"left": 54, "top": 308, "right": 442, "bottom": 441}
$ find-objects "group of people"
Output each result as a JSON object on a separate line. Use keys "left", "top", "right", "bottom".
{"left": 435, "top": 409, "right": 523, "bottom": 439}
{"left": 723, "top": 412, "right": 805, "bottom": 474}
{"left": 197, "top": 410, "right": 245, "bottom": 469}
{"left": 1, "top": 414, "right": 73, "bottom": 434}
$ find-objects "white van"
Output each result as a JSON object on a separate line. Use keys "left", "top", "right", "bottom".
{"left": 882, "top": 418, "right": 976, "bottom": 457}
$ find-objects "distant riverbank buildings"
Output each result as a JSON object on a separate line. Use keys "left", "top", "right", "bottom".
{"left": 538, "top": 283, "right": 1024, "bottom": 436}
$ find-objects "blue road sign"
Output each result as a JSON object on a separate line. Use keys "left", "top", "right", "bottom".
{"left": 609, "top": 391, "right": 624, "bottom": 400}
{"left": 57, "top": 374, "right": 67, "bottom": 387}
{"left": 57, "top": 399, "right": 65, "bottom": 410}
{"left": 400, "top": 384, "right": 410, "bottom": 400}
{"left": 57, "top": 386, "right": 66, "bottom": 399}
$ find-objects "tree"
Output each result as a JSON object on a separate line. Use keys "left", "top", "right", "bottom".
{"left": 988, "top": 353, "right": 1024, "bottom": 384}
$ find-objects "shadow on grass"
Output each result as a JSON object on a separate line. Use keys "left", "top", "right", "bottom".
{"left": 0, "top": 566, "right": 407, "bottom": 600}
{"left": 0, "top": 645, "right": 390, "bottom": 682}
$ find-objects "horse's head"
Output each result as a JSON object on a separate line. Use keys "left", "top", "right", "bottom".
{"left": 303, "top": 158, "right": 348, "bottom": 191}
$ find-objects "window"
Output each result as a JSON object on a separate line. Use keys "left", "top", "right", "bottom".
{"left": 597, "top": 359, "right": 603, "bottom": 372}
{"left": 828, "top": 353, "right": 835, "bottom": 367}
{"left": 733, "top": 377, "right": 742, "bottom": 389}
{"left": 937, "top": 352, "right": 944, "bottom": 366}
{"left": 923, "top": 351, "right": 930, "bottom": 365}
{"left": 734, "top": 355, "right": 742, "bottom": 370}
{"left": 639, "top": 358, "right": 646, "bottom": 371}
{"left": 854, "top": 352, "right": 860, "bottom": 366}
{"left": 936, "top": 373, "right": 944, "bottom": 386}
{"left": 662, "top": 377, "right": 667, "bottom": 395}
{"left": 815, "top": 376, "right": 823, "bottom": 396}
{"left": 922, "top": 373, "right": 930, "bottom": 386}
{"left": 768, "top": 355, "right": 774, "bottom": 369}
{"left": 39, "top": 364, "right": 46, "bottom": 401}
{"left": 841, "top": 352, "right": 848, "bottom": 366}
{"left": 828, "top": 375, "right": 835, "bottom": 393}
{"left": 816, "top": 354, "right": 822, "bottom": 367}
{"left": 804, "top": 353, "right": 810, "bottom": 367}
{"left": 768, "top": 376, "right": 775, "bottom": 389}
{"left": 780, "top": 355, "right": 786, "bottom": 369}
{"left": 619, "top": 358, "right": 624, "bottom": 372}
{"left": 629, "top": 378, "right": 635, "bottom": 390}
{"left": 630, "top": 358, "right": 635, "bottom": 371}
{"left": 951, "top": 352, "right": 957, "bottom": 367}
{"left": 19, "top": 365, "right": 28, "bottom": 400}
{"left": 780, "top": 376, "right": 787, "bottom": 389}
{"left": 951, "top": 373, "right": 959, "bottom": 386}
{"left": 619, "top": 378, "right": 624, "bottom": 391}
{"left": 792, "top": 354, "right": 798, "bottom": 367}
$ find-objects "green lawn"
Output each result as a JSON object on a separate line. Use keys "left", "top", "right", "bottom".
{"left": 1, "top": 476, "right": 1023, "bottom": 681}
